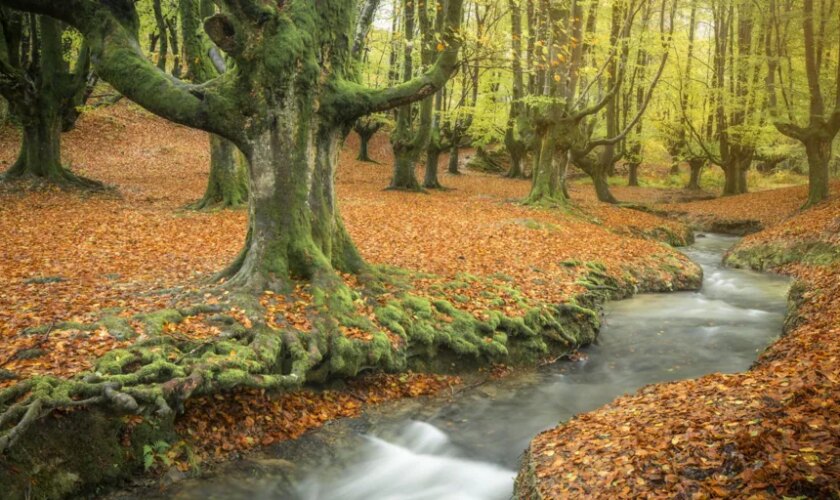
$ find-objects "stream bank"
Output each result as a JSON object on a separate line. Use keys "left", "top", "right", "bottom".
{"left": 517, "top": 199, "right": 840, "bottom": 498}
{"left": 104, "top": 234, "right": 790, "bottom": 499}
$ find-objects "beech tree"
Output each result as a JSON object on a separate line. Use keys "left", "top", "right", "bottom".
{"left": 0, "top": 0, "right": 464, "bottom": 292}
{"left": 180, "top": 0, "right": 248, "bottom": 209}
{"left": 525, "top": 0, "right": 673, "bottom": 205}
{"left": 0, "top": 11, "right": 99, "bottom": 187}
{"left": 772, "top": 0, "right": 840, "bottom": 207}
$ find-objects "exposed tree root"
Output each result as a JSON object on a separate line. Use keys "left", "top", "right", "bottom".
{"left": 0, "top": 267, "right": 610, "bottom": 455}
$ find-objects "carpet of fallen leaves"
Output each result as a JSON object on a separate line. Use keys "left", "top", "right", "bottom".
{"left": 0, "top": 101, "right": 692, "bottom": 389}
{"left": 174, "top": 372, "right": 457, "bottom": 464}
{"left": 523, "top": 194, "right": 840, "bottom": 499}
{"left": 659, "top": 181, "right": 840, "bottom": 230}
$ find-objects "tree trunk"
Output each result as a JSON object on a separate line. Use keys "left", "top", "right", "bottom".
{"left": 191, "top": 134, "right": 248, "bottom": 209}
{"left": 592, "top": 164, "right": 618, "bottom": 203}
{"left": 423, "top": 141, "right": 443, "bottom": 189}
{"left": 803, "top": 136, "right": 831, "bottom": 207}
{"left": 686, "top": 158, "right": 704, "bottom": 190}
{"left": 447, "top": 143, "right": 461, "bottom": 174}
{"left": 526, "top": 132, "right": 568, "bottom": 205}
{"left": 357, "top": 130, "right": 375, "bottom": 162}
{"left": 627, "top": 162, "right": 640, "bottom": 186}
{"left": 7, "top": 109, "right": 62, "bottom": 180}
{"left": 221, "top": 112, "right": 363, "bottom": 291}
{"left": 389, "top": 145, "right": 423, "bottom": 191}
{"left": 722, "top": 147, "right": 752, "bottom": 195}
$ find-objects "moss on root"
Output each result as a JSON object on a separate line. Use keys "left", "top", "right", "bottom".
{"left": 0, "top": 256, "right": 700, "bottom": 499}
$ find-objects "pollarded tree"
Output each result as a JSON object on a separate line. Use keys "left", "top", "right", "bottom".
{"left": 354, "top": 114, "right": 386, "bottom": 162}
{"left": 181, "top": 0, "right": 248, "bottom": 209}
{"left": 0, "top": 0, "right": 464, "bottom": 292}
{"left": 0, "top": 0, "right": 465, "bottom": 453}
{"left": 772, "top": 0, "right": 840, "bottom": 208}
{"left": 526, "top": 0, "right": 673, "bottom": 206}
{"left": 388, "top": 0, "right": 439, "bottom": 191}
{"left": 0, "top": 11, "right": 100, "bottom": 187}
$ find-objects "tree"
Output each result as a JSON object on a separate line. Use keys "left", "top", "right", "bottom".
{"left": 354, "top": 115, "right": 386, "bottom": 162}
{"left": 0, "top": 0, "right": 464, "bottom": 292}
{"left": 388, "top": 0, "right": 439, "bottom": 191}
{"left": 525, "top": 0, "right": 674, "bottom": 205}
{"left": 180, "top": 0, "right": 247, "bottom": 209}
{"left": 0, "top": 10, "right": 100, "bottom": 187}
{"left": 503, "top": 0, "right": 529, "bottom": 179}
{"left": 773, "top": 0, "right": 840, "bottom": 208}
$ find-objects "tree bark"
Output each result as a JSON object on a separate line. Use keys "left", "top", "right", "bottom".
{"left": 220, "top": 108, "right": 364, "bottom": 291}
{"left": 447, "top": 142, "right": 461, "bottom": 175}
{"left": 803, "top": 135, "right": 832, "bottom": 206}
{"left": 2, "top": 15, "right": 99, "bottom": 187}
{"left": 190, "top": 134, "right": 248, "bottom": 209}
{"left": 686, "top": 157, "right": 705, "bottom": 190}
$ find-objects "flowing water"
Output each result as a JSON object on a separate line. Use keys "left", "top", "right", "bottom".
{"left": 134, "top": 234, "right": 790, "bottom": 500}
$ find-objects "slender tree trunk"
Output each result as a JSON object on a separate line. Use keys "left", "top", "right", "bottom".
{"left": 424, "top": 88, "right": 446, "bottom": 189}
{"left": 447, "top": 141, "right": 461, "bottom": 175}
{"left": 424, "top": 141, "right": 443, "bottom": 189}
{"left": 152, "top": 0, "right": 168, "bottom": 71}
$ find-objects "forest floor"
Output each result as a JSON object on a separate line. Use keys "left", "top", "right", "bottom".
{"left": 519, "top": 183, "right": 840, "bottom": 498}
{"left": 2, "top": 102, "right": 837, "bottom": 498}
{"left": 0, "top": 102, "right": 698, "bottom": 475}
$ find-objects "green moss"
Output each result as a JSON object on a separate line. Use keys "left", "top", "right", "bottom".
{"left": 137, "top": 309, "right": 183, "bottom": 335}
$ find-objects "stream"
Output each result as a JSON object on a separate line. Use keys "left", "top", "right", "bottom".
{"left": 125, "top": 234, "right": 790, "bottom": 500}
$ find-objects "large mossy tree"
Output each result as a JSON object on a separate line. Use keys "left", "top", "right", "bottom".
{"left": 0, "top": 0, "right": 467, "bottom": 455}
{"left": 0, "top": 10, "right": 100, "bottom": 187}
{"left": 0, "top": 0, "right": 464, "bottom": 291}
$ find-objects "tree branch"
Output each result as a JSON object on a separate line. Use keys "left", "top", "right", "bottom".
{"left": 352, "top": 0, "right": 382, "bottom": 58}
{"left": 0, "top": 0, "right": 246, "bottom": 145}
{"left": 335, "top": 0, "right": 464, "bottom": 121}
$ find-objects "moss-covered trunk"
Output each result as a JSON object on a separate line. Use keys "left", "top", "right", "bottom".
{"left": 526, "top": 132, "right": 568, "bottom": 205}
{"left": 6, "top": 108, "right": 61, "bottom": 179}
{"left": 424, "top": 139, "right": 444, "bottom": 189}
{"left": 221, "top": 101, "right": 363, "bottom": 291}
{"left": 389, "top": 145, "right": 423, "bottom": 190}
{"left": 1, "top": 15, "right": 98, "bottom": 188}
{"left": 191, "top": 134, "right": 248, "bottom": 209}
{"left": 803, "top": 136, "right": 832, "bottom": 207}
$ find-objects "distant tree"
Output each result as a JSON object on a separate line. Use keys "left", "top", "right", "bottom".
{"left": 180, "top": 0, "right": 247, "bottom": 209}
{"left": 0, "top": 10, "right": 99, "bottom": 187}
{"left": 772, "top": 0, "right": 840, "bottom": 207}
